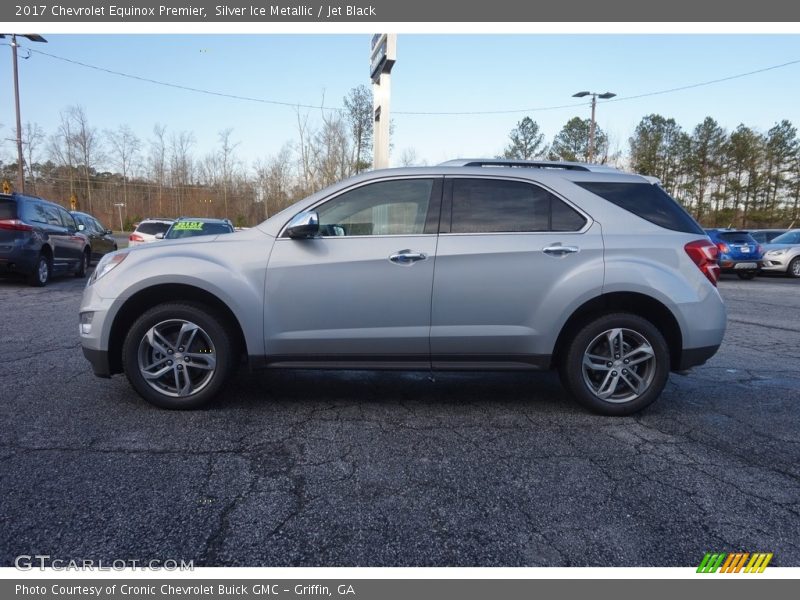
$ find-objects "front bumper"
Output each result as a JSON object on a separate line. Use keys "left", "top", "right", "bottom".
{"left": 761, "top": 256, "right": 789, "bottom": 272}
{"left": 82, "top": 347, "right": 111, "bottom": 377}
{"left": 79, "top": 285, "right": 117, "bottom": 376}
{"left": 678, "top": 344, "right": 720, "bottom": 370}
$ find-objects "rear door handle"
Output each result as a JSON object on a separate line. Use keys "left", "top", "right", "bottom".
{"left": 389, "top": 250, "right": 428, "bottom": 265}
{"left": 543, "top": 245, "right": 580, "bottom": 256}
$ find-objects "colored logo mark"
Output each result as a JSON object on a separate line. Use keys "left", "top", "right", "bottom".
{"left": 697, "top": 552, "right": 773, "bottom": 573}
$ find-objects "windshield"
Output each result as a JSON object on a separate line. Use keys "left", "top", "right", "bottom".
{"left": 771, "top": 231, "right": 800, "bottom": 244}
{"left": 165, "top": 221, "right": 233, "bottom": 239}
{"left": 136, "top": 221, "right": 172, "bottom": 235}
{"left": 717, "top": 231, "right": 757, "bottom": 244}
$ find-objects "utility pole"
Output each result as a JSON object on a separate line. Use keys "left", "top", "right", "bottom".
{"left": 1, "top": 33, "right": 47, "bottom": 194}
{"left": 370, "top": 34, "right": 396, "bottom": 169}
{"left": 572, "top": 90, "right": 616, "bottom": 163}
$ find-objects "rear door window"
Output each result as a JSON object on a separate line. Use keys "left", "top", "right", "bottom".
{"left": 576, "top": 182, "right": 704, "bottom": 234}
{"left": 449, "top": 178, "right": 586, "bottom": 233}
{"left": 42, "top": 205, "right": 63, "bottom": 227}
{"left": 58, "top": 207, "right": 77, "bottom": 230}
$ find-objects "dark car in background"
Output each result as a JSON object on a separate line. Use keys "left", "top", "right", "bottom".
{"left": 0, "top": 193, "right": 91, "bottom": 286}
{"left": 749, "top": 229, "right": 789, "bottom": 244}
{"left": 71, "top": 211, "right": 117, "bottom": 263}
{"left": 161, "top": 217, "right": 235, "bottom": 240}
{"left": 704, "top": 228, "right": 763, "bottom": 279}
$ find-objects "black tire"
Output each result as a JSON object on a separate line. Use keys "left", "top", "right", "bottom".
{"left": 559, "top": 312, "right": 670, "bottom": 416}
{"left": 74, "top": 249, "right": 90, "bottom": 278}
{"left": 122, "top": 302, "right": 236, "bottom": 409}
{"left": 27, "top": 253, "right": 51, "bottom": 287}
{"left": 788, "top": 257, "right": 800, "bottom": 279}
{"left": 737, "top": 271, "right": 757, "bottom": 280}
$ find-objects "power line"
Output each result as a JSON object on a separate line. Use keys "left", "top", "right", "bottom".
{"left": 25, "top": 46, "right": 800, "bottom": 117}
{"left": 29, "top": 47, "right": 344, "bottom": 113}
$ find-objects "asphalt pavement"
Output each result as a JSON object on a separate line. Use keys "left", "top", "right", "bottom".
{"left": 1, "top": 272, "right": 798, "bottom": 567}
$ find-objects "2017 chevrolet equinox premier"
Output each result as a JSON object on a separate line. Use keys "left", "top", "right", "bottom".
{"left": 79, "top": 160, "right": 726, "bottom": 415}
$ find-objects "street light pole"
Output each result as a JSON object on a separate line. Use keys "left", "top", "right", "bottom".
{"left": 114, "top": 203, "right": 125, "bottom": 231}
{"left": 11, "top": 35, "right": 24, "bottom": 194}
{"left": 1, "top": 33, "right": 47, "bottom": 194}
{"left": 572, "top": 90, "right": 616, "bottom": 164}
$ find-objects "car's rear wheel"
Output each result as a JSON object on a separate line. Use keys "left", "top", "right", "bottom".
{"left": 28, "top": 253, "right": 51, "bottom": 287}
{"left": 560, "top": 313, "right": 670, "bottom": 416}
{"left": 122, "top": 303, "right": 236, "bottom": 409}
{"left": 788, "top": 257, "right": 800, "bottom": 278}
{"left": 737, "top": 271, "right": 757, "bottom": 280}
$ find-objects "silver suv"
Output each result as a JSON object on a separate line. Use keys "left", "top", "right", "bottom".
{"left": 79, "top": 160, "right": 726, "bottom": 415}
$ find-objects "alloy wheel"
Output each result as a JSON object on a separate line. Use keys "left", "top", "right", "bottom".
{"left": 581, "top": 328, "right": 657, "bottom": 403}
{"left": 137, "top": 319, "right": 217, "bottom": 398}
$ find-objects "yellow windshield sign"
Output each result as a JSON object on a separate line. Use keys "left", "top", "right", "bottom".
{"left": 173, "top": 221, "right": 204, "bottom": 231}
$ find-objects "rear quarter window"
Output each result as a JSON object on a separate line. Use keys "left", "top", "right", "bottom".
{"left": 576, "top": 182, "right": 704, "bottom": 235}
{"left": 0, "top": 198, "right": 16, "bottom": 220}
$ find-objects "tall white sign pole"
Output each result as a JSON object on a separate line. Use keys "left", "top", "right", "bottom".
{"left": 370, "top": 34, "right": 396, "bottom": 169}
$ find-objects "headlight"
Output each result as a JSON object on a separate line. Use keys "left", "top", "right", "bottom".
{"left": 88, "top": 252, "right": 128, "bottom": 285}
{"left": 766, "top": 249, "right": 787, "bottom": 257}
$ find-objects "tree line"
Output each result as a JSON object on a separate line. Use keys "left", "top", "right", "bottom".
{"left": 0, "top": 85, "right": 375, "bottom": 230}
{"left": 2, "top": 93, "right": 798, "bottom": 229}
{"left": 503, "top": 114, "right": 799, "bottom": 228}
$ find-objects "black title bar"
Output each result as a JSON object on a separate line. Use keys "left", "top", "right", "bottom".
{"left": 4, "top": 0, "right": 800, "bottom": 22}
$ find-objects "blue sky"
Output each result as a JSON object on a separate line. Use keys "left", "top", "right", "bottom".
{"left": 2, "top": 34, "right": 800, "bottom": 169}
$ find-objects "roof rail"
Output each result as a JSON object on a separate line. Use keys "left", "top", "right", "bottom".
{"left": 439, "top": 158, "right": 620, "bottom": 173}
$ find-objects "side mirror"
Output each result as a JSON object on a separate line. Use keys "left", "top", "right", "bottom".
{"left": 154, "top": 232, "right": 165, "bottom": 240}
{"left": 77, "top": 224, "right": 85, "bottom": 232}
{"left": 286, "top": 211, "right": 320, "bottom": 239}
{"left": 105, "top": 229, "right": 113, "bottom": 235}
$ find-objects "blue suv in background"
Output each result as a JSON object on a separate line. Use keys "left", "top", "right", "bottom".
{"left": 705, "top": 229, "right": 763, "bottom": 279}
{"left": 0, "top": 193, "right": 91, "bottom": 286}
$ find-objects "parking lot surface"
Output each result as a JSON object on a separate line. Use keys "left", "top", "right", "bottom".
{"left": 1, "top": 273, "right": 799, "bottom": 567}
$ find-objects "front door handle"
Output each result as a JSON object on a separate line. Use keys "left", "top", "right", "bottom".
{"left": 543, "top": 245, "right": 580, "bottom": 256}
{"left": 389, "top": 250, "right": 428, "bottom": 265}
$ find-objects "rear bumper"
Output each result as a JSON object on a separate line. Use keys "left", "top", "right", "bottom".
{"left": 678, "top": 344, "right": 720, "bottom": 370}
{"left": 0, "top": 246, "right": 37, "bottom": 274}
{"left": 82, "top": 346, "right": 111, "bottom": 378}
{"left": 719, "top": 259, "right": 762, "bottom": 272}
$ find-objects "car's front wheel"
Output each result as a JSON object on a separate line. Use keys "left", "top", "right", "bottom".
{"left": 122, "top": 303, "right": 236, "bottom": 409}
{"left": 788, "top": 257, "right": 800, "bottom": 279}
{"left": 560, "top": 313, "right": 670, "bottom": 416}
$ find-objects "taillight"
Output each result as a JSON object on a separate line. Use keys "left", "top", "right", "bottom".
{"left": 0, "top": 219, "right": 33, "bottom": 232}
{"left": 715, "top": 242, "right": 730, "bottom": 254}
{"left": 685, "top": 239, "right": 720, "bottom": 287}
{"left": 129, "top": 233, "right": 144, "bottom": 242}
{"left": 757, "top": 244, "right": 764, "bottom": 256}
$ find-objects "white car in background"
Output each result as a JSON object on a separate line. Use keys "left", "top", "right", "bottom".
{"left": 128, "top": 218, "right": 174, "bottom": 247}
{"left": 761, "top": 229, "right": 800, "bottom": 278}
